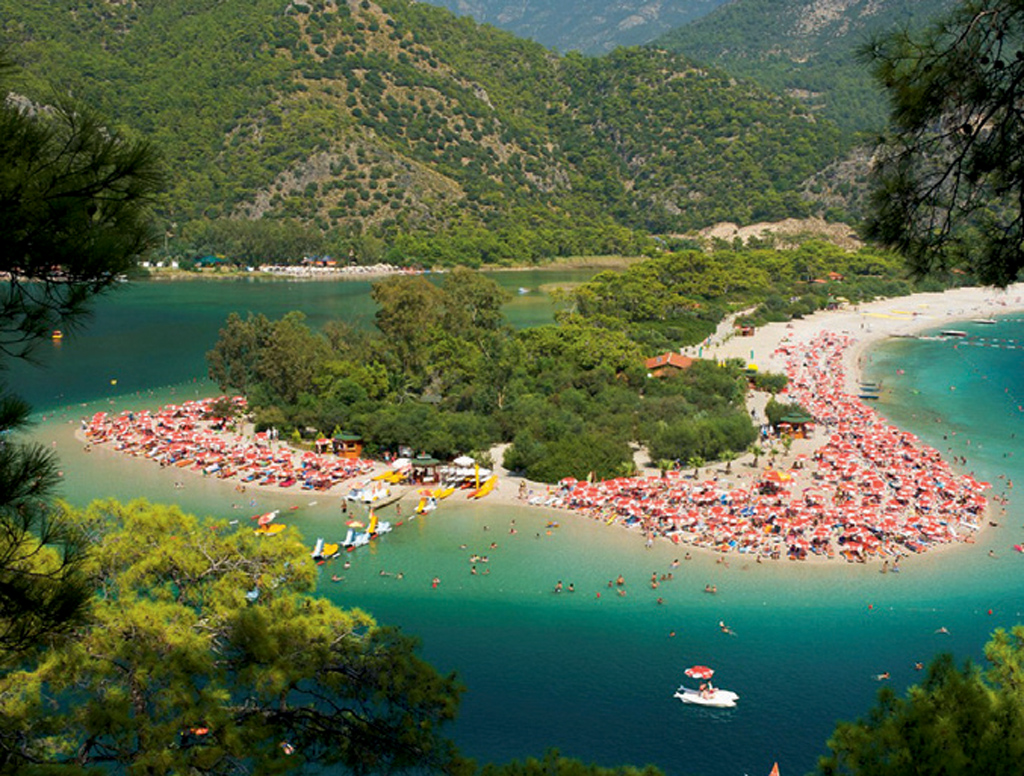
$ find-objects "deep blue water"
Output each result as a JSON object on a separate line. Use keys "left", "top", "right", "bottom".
{"left": 17, "top": 284, "right": 1024, "bottom": 776}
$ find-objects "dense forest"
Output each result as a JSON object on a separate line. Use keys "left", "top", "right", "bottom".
{"left": 1, "top": 0, "right": 841, "bottom": 265}
{"left": 657, "top": 0, "right": 955, "bottom": 144}
{"left": 423, "top": 0, "right": 729, "bottom": 54}
{"left": 206, "top": 242, "right": 967, "bottom": 483}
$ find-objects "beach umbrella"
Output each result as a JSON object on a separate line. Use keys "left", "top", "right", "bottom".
{"left": 684, "top": 665, "right": 714, "bottom": 680}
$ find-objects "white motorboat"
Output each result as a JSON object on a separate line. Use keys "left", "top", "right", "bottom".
{"left": 674, "top": 686, "right": 739, "bottom": 708}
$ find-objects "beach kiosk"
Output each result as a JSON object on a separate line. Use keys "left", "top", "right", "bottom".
{"left": 778, "top": 411, "right": 814, "bottom": 439}
{"left": 332, "top": 433, "right": 363, "bottom": 460}
{"left": 411, "top": 454, "right": 441, "bottom": 484}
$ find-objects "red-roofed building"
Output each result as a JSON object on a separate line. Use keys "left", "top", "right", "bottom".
{"left": 645, "top": 352, "right": 695, "bottom": 377}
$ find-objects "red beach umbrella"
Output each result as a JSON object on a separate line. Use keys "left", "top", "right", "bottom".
{"left": 684, "top": 665, "right": 714, "bottom": 680}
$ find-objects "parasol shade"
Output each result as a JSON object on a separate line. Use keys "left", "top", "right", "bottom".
{"left": 684, "top": 665, "right": 714, "bottom": 680}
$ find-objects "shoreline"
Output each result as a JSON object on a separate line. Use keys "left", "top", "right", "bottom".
{"left": 140, "top": 255, "right": 646, "bottom": 283}
{"left": 75, "top": 283, "right": 1022, "bottom": 565}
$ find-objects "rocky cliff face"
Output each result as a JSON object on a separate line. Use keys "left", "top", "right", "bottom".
{"left": 420, "top": 0, "right": 729, "bottom": 52}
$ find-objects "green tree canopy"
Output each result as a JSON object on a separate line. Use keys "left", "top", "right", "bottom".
{"left": 818, "top": 626, "right": 1024, "bottom": 776}
{"left": 0, "top": 53, "right": 162, "bottom": 659}
{"left": 862, "top": 0, "right": 1024, "bottom": 286}
{"left": 0, "top": 499, "right": 465, "bottom": 774}
{"left": 0, "top": 54, "right": 162, "bottom": 358}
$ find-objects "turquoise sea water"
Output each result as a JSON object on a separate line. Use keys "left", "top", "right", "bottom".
{"left": 15, "top": 283, "right": 1024, "bottom": 776}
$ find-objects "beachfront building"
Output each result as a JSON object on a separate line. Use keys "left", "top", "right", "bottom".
{"left": 778, "top": 411, "right": 815, "bottom": 439}
{"left": 332, "top": 433, "right": 364, "bottom": 459}
{"left": 645, "top": 352, "right": 695, "bottom": 378}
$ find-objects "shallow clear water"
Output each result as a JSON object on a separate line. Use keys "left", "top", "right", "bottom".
{"left": 19, "top": 286, "right": 1024, "bottom": 776}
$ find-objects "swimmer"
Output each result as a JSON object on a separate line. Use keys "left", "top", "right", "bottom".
{"left": 331, "top": 575, "right": 342, "bottom": 582}
{"left": 875, "top": 672, "right": 891, "bottom": 681}
{"left": 914, "top": 662, "right": 924, "bottom": 670}
{"left": 936, "top": 626, "right": 950, "bottom": 634}
{"left": 719, "top": 620, "right": 735, "bottom": 635}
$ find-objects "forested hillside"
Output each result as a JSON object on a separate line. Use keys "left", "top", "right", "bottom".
{"left": 657, "top": 0, "right": 953, "bottom": 142}
{"left": 423, "top": 0, "right": 728, "bottom": 54}
{"left": 0, "top": 0, "right": 841, "bottom": 264}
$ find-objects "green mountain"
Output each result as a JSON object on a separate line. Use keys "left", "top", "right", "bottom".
{"left": 656, "top": 0, "right": 954, "bottom": 142}
{"left": 1, "top": 0, "right": 842, "bottom": 263}
{"left": 422, "top": 0, "right": 729, "bottom": 54}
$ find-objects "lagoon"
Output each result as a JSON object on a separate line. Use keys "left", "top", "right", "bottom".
{"left": 18, "top": 280, "right": 1024, "bottom": 776}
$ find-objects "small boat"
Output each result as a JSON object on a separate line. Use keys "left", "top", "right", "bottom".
{"left": 467, "top": 475, "right": 498, "bottom": 499}
{"left": 676, "top": 665, "right": 737, "bottom": 708}
{"left": 253, "top": 509, "right": 279, "bottom": 526}
{"left": 312, "top": 538, "right": 339, "bottom": 561}
{"left": 341, "top": 528, "right": 370, "bottom": 548}
{"left": 346, "top": 481, "right": 392, "bottom": 504}
{"left": 431, "top": 486, "right": 456, "bottom": 499}
{"left": 940, "top": 330, "right": 968, "bottom": 338}
{"left": 254, "top": 523, "right": 285, "bottom": 536}
{"left": 415, "top": 496, "right": 438, "bottom": 514}
{"left": 673, "top": 686, "right": 739, "bottom": 708}
{"left": 973, "top": 318, "right": 997, "bottom": 325}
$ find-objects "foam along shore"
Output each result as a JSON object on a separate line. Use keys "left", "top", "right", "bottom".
{"left": 535, "top": 285, "right": 1024, "bottom": 562}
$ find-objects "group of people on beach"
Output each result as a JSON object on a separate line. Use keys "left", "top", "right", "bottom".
{"left": 542, "top": 331, "right": 989, "bottom": 562}
{"left": 83, "top": 397, "right": 376, "bottom": 492}
{"left": 84, "top": 327, "right": 990, "bottom": 570}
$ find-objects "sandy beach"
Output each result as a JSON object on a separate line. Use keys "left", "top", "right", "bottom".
{"left": 78, "top": 283, "right": 1023, "bottom": 562}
